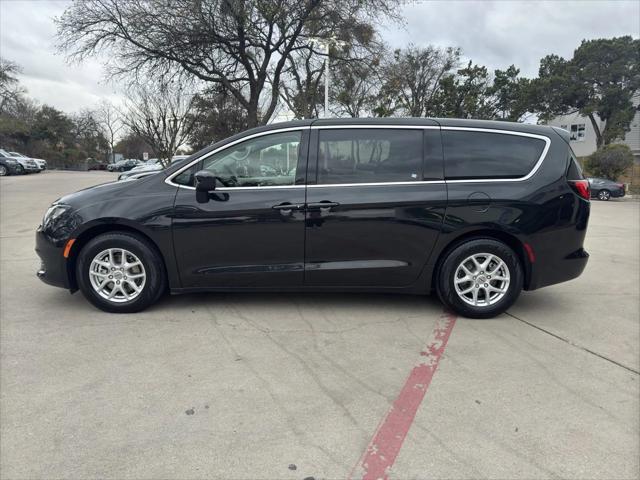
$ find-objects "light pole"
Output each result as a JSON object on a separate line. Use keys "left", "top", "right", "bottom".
{"left": 309, "top": 36, "right": 347, "bottom": 118}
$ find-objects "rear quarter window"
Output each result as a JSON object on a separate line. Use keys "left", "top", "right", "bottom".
{"left": 443, "top": 130, "right": 547, "bottom": 180}
{"left": 566, "top": 150, "right": 585, "bottom": 180}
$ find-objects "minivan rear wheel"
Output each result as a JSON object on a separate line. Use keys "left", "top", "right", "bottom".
{"left": 437, "top": 239, "right": 523, "bottom": 319}
{"left": 76, "top": 232, "right": 167, "bottom": 313}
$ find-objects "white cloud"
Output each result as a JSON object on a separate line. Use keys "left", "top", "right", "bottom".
{"left": 0, "top": 0, "right": 638, "bottom": 113}
{"left": 383, "top": 0, "right": 640, "bottom": 77}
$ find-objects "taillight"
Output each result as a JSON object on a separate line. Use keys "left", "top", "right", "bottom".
{"left": 569, "top": 179, "right": 590, "bottom": 200}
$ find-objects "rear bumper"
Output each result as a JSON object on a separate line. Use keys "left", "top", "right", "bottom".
{"left": 35, "top": 229, "right": 69, "bottom": 289}
{"left": 527, "top": 247, "right": 589, "bottom": 290}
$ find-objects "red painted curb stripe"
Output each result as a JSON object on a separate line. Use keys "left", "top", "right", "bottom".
{"left": 349, "top": 311, "right": 457, "bottom": 480}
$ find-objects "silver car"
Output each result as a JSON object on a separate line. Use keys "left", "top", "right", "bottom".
{"left": 0, "top": 149, "right": 39, "bottom": 173}
{"left": 10, "top": 151, "right": 47, "bottom": 171}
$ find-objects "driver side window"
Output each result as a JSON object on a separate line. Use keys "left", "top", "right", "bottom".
{"left": 174, "top": 131, "right": 302, "bottom": 187}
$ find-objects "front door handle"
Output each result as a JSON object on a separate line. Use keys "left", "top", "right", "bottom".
{"left": 272, "top": 202, "right": 303, "bottom": 214}
{"left": 306, "top": 201, "right": 340, "bottom": 211}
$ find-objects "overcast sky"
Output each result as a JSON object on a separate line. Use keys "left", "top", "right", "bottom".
{"left": 1, "top": 0, "right": 638, "bottom": 114}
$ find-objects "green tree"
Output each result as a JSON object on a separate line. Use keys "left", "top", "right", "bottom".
{"left": 584, "top": 144, "right": 634, "bottom": 180}
{"left": 114, "top": 132, "right": 157, "bottom": 160}
{"left": 187, "top": 86, "right": 250, "bottom": 151}
{"left": 531, "top": 36, "right": 640, "bottom": 147}
{"left": 433, "top": 61, "right": 494, "bottom": 119}
{"left": 489, "top": 65, "right": 532, "bottom": 121}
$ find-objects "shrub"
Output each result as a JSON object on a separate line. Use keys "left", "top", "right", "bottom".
{"left": 584, "top": 144, "right": 634, "bottom": 180}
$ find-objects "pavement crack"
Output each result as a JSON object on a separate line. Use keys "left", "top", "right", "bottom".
{"left": 505, "top": 312, "right": 639, "bottom": 375}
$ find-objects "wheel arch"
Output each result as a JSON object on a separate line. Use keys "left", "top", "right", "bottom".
{"left": 66, "top": 222, "right": 169, "bottom": 292}
{"left": 430, "top": 228, "right": 531, "bottom": 293}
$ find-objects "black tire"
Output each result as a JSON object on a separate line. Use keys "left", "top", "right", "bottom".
{"left": 436, "top": 238, "right": 523, "bottom": 319}
{"left": 15, "top": 164, "right": 24, "bottom": 175}
{"left": 0, "top": 165, "right": 7, "bottom": 176}
{"left": 76, "top": 232, "right": 167, "bottom": 313}
{"left": 597, "top": 189, "right": 610, "bottom": 201}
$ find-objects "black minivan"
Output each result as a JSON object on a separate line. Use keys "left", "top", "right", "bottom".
{"left": 36, "top": 118, "right": 590, "bottom": 318}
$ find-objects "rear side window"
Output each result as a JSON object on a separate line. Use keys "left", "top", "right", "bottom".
{"left": 443, "top": 130, "right": 546, "bottom": 180}
{"left": 317, "top": 129, "right": 423, "bottom": 184}
{"left": 566, "top": 150, "right": 585, "bottom": 180}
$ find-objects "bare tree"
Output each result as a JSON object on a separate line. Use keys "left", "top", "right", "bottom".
{"left": 122, "top": 81, "right": 195, "bottom": 167}
{"left": 96, "top": 100, "right": 124, "bottom": 162}
{"left": 56, "top": 0, "right": 400, "bottom": 127}
{"left": 331, "top": 54, "right": 383, "bottom": 118}
{"left": 279, "top": 47, "right": 325, "bottom": 119}
{"left": 375, "top": 45, "right": 460, "bottom": 117}
{"left": 0, "top": 58, "right": 26, "bottom": 114}
{"left": 278, "top": 18, "right": 388, "bottom": 119}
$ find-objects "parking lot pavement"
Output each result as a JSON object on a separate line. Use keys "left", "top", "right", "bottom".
{"left": 1, "top": 171, "right": 638, "bottom": 479}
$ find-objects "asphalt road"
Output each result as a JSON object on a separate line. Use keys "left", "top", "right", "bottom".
{"left": 1, "top": 171, "right": 638, "bottom": 479}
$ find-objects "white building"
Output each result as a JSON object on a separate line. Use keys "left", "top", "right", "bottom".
{"left": 544, "top": 93, "right": 640, "bottom": 161}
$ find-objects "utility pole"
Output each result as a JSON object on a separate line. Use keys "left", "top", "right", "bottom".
{"left": 309, "top": 36, "right": 347, "bottom": 118}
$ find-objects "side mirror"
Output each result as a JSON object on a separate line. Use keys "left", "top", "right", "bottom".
{"left": 195, "top": 170, "right": 217, "bottom": 192}
{"left": 194, "top": 170, "right": 220, "bottom": 204}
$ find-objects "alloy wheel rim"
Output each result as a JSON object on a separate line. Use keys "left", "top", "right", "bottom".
{"left": 599, "top": 191, "right": 609, "bottom": 200}
{"left": 89, "top": 248, "right": 146, "bottom": 303}
{"left": 453, "top": 253, "right": 510, "bottom": 307}
{"left": 0, "top": 166, "right": 6, "bottom": 176}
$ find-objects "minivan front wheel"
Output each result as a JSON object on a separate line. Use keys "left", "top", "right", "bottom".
{"left": 76, "top": 232, "right": 166, "bottom": 313}
{"left": 437, "top": 239, "right": 523, "bottom": 319}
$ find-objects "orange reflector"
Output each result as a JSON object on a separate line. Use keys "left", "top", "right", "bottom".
{"left": 63, "top": 238, "right": 76, "bottom": 258}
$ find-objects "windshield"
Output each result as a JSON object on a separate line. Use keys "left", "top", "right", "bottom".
{"left": 10, "top": 152, "right": 26, "bottom": 158}
{"left": 0, "top": 149, "right": 10, "bottom": 157}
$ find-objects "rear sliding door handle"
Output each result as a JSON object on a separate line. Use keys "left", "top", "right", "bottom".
{"left": 306, "top": 201, "right": 340, "bottom": 211}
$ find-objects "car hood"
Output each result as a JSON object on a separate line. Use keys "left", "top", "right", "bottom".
{"left": 56, "top": 180, "right": 140, "bottom": 210}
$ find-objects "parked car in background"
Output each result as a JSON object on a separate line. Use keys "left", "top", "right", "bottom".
{"left": 10, "top": 152, "right": 47, "bottom": 171}
{"left": 118, "top": 158, "right": 161, "bottom": 180}
{"left": 118, "top": 156, "right": 190, "bottom": 181}
{"left": 88, "top": 161, "right": 108, "bottom": 171}
{"left": 107, "top": 159, "right": 140, "bottom": 172}
{"left": 0, "top": 149, "right": 38, "bottom": 174}
{"left": 119, "top": 170, "right": 162, "bottom": 181}
{"left": 36, "top": 118, "right": 590, "bottom": 318}
{"left": 587, "top": 177, "right": 626, "bottom": 201}
{"left": 0, "top": 154, "right": 21, "bottom": 176}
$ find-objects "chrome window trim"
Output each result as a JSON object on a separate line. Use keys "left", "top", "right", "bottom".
{"left": 308, "top": 180, "right": 444, "bottom": 188}
{"left": 166, "top": 124, "right": 551, "bottom": 190}
{"left": 311, "top": 124, "right": 440, "bottom": 130}
{"left": 441, "top": 126, "right": 551, "bottom": 183}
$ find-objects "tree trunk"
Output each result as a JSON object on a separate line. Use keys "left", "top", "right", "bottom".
{"left": 246, "top": 104, "right": 260, "bottom": 128}
{"left": 587, "top": 112, "right": 603, "bottom": 149}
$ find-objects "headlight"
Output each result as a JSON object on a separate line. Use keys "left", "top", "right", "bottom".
{"left": 42, "top": 204, "right": 71, "bottom": 230}
{"left": 4, "top": 159, "right": 17, "bottom": 164}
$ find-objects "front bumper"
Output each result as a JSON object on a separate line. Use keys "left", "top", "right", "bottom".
{"left": 2, "top": 163, "right": 21, "bottom": 174}
{"left": 35, "top": 228, "right": 69, "bottom": 289}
